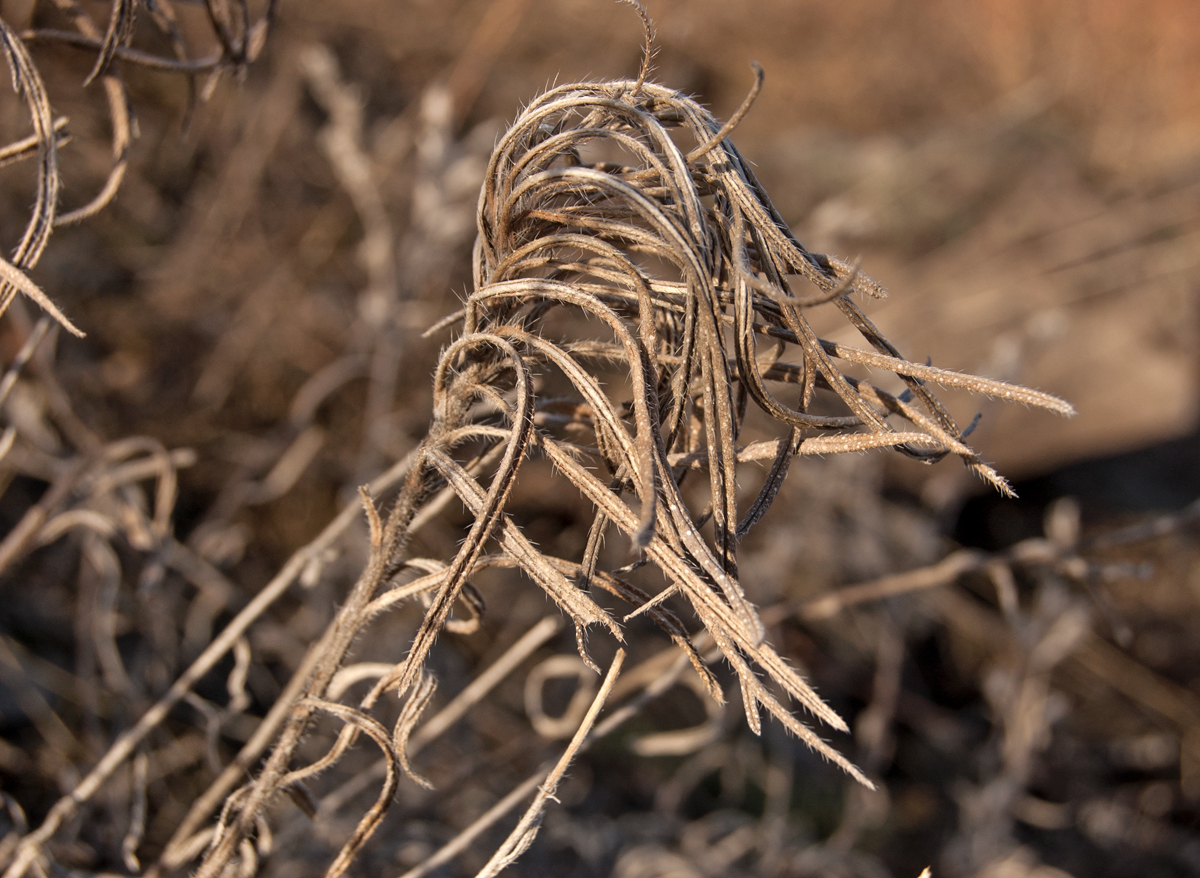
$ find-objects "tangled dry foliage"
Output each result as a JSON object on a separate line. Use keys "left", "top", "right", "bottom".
{"left": 0, "top": 5, "right": 1074, "bottom": 875}
{"left": 7, "top": 2, "right": 1200, "bottom": 877}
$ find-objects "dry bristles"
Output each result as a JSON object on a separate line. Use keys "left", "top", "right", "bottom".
{"left": 180, "top": 63, "right": 1071, "bottom": 875}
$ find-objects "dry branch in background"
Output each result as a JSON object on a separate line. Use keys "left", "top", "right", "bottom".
{"left": 0, "top": 3, "right": 281, "bottom": 877}
{"left": 0, "top": 0, "right": 280, "bottom": 374}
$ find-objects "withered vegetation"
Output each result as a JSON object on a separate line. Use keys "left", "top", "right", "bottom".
{"left": 0, "top": 3, "right": 1197, "bottom": 878}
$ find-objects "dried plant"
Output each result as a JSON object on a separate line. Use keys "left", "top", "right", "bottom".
{"left": 173, "top": 12, "right": 1071, "bottom": 876}
{"left": 0, "top": 4, "right": 1103, "bottom": 878}
{"left": 0, "top": 4, "right": 279, "bottom": 876}
{"left": 0, "top": 0, "right": 279, "bottom": 397}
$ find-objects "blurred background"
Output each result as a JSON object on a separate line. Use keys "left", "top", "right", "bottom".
{"left": 0, "top": 1, "right": 1198, "bottom": 876}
